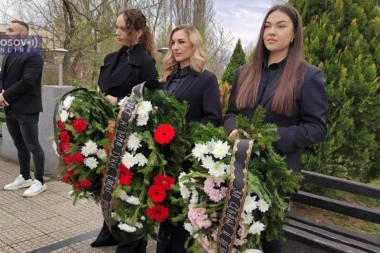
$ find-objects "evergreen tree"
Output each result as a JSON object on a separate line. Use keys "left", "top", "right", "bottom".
{"left": 289, "top": 0, "right": 379, "bottom": 181}
{"left": 221, "top": 39, "right": 246, "bottom": 84}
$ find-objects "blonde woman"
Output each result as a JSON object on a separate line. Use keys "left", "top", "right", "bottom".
{"left": 157, "top": 25, "right": 222, "bottom": 253}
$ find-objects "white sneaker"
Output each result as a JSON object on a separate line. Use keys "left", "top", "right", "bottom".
{"left": 22, "top": 180, "right": 47, "bottom": 197}
{"left": 4, "top": 175, "right": 33, "bottom": 190}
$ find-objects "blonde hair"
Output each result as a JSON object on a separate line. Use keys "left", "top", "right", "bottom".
{"left": 160, "top": 25, "right": 207, "bottom": 82}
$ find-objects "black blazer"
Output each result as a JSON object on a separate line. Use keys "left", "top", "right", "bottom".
{"left": 98, "top": 44, "right": 158, "bottom": 98}
{"left": 0, "top": 51, "right": 43, "bottom": 114}
{"left": 163, "top": 68, "right": 222, "bottom": 126}
{"left": 224, "top": 63, "right": 328, "bottom": 172}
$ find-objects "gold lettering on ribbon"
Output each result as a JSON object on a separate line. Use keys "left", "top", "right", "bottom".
{"left": 217, "top": 138, "right": 254, "bottom": 253}
{"left": 100, "top": 83, "right": 145, "bottom": 231}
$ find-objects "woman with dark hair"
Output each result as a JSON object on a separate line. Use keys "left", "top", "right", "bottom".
{"left": 224, "top": 3, "right": 328, "bottom": 252}
{"left": 156, "top": 24, "right": 222, "bottom": 253}
{"left": 92, "top": 8, "right": 158, "bottom": 253}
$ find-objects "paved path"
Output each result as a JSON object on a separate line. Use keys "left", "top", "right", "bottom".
{"left": 0, "top": 158, "right": 156, "bottom": 253}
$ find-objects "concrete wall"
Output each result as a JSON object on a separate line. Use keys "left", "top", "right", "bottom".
{"left": 0, "top": 85, "right": 73, "bottom": 177}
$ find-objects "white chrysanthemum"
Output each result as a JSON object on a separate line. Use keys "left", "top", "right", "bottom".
{"left": 96, "top": 149, "right": 107, "bottom": 160}
{"left": 208, "top": 162, "right": 227, "bottom": 178}
{"left": 184, "top": 223, "right": 197, "bottom": 235}
{"left": 119, "top": 190, "right": 128, "bottom": 202}
{"left": 179, "top": 183, "right": 191, "bottom": 199}
{"left": 257, "top": 199, "right": 269, "bottom": 213}
{"left": 52, "top": 141, "right": 59, "bottom": 156}
{"left": 136, "top": 113, "right": 149, "bottom": 126}
{"left": 118, "top": 223, "right": 137, "bottom": 233}
{"left": 134, "top": 153, "right": 148, "bottom": 167}
{"left": 84, "top": 157, "right": 98, "bottom": 170}
{"left": 190, "top": 188, "right": 199, "bottom": 204}
{"left": 248, "top": 221, "right": 265, "bottom": 235}
{"left": 137, "top": 101, "right": 153, "bottom": 115}
{"left": 118, "top": 96, "right": 127, "bottom": 107}
{"left": 140, "top": 216, "right": 145, "bottom": 221}
{"left": 63, "top": 95, "right": 75, "bottom": 110}
{"left": 126, "top": 195, "right": 140, "bottom": 205}
{"left": 122, "top": 152, "right": 137, "bottom": 168}
{"left": 127, "top": 133, "right": 141, "bottom": 152}
{"left": 211, "top": 140, "right": 230, "bottom": 159}
{"left": 243, "top": 195, "right": 258, "bottom": 213}
{"left": 111, "top": 212, "right": 121, "bottom": 221}
{"left": 81, "top": 140, "right": 98, "bottom": 157}
{"left": 244, "top": 249, "right": 263, "bottom": 253}
{"left": 69, "top": 112, "right": 74, "bottom": 118}
{"left": 135, "top": 222, "right": 143, "bottom": 229}
{"left": 241, "top": 212, "right": 254, "bottom": 225}
{"left": 201, "top": 155, "right": 215, "bottom": 170}
{"left": 191, "top": 143, "right": 209, "bottom": 161}
{"left": 60, "top": 110, "right": 69, "bottom": 122}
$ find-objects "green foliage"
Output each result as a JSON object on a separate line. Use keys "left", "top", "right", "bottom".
{"left": 291, "top": 0, "right": 380, "bottom": 181}
{"left": 221, "top": 39, "right": 246, "bottom": 84}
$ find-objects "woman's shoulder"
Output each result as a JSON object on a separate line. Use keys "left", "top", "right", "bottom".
{"left": 305, "top": 63, "right": 325, "bottom": 76}
{"left": 199, "top": 69, "right": 217, "bottom": 79}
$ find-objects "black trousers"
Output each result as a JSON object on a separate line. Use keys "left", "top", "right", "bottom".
{"left": 156, "top": 221, "right": 189, "bottom": 253}
{"left": 5, "top": 112, "right": 45, "bottom": 182}
{"left": 95, "top": 221, "right": 147, "bottom": 253}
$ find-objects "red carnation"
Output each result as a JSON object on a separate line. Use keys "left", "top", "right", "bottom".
{"left": 79, "top": 179, "right": 92, "bottom": 188}
{"left": 118, "top": 164, "right": 133, "bottom": 186}
{"left": 72, "top": 152, "right": 84, "bottom": 163}
{"left": 62, "top": 154, "right": 72, "bottom": 165}
{"left": 146, "top": 205, "right": 169, "bottom": 222}
{"left": 62, "top": 174, "right": 70, "bottom": 183}
{"left": 72, "top": 118, "right": 87, "bottom": 133}
{"left": 148, "top": 184, "right": 167, "bottom": 203}
{"left": 59, "top": 142, "right": 70, "bottom": 153}
{"left": 58, "top": 131, "right": 70, "bottom": 143}
{"left": 153, "top": 124, "right": 176, "bottom": 145}
{"left": 73, "top": 182, "right": 81, "bottom": 190}
{"left": 57, "top": 120, "right": 65, "bottom": 130}
{"left": 109, "top": 132, "right": 114, "bottom": 141}
{"left": 154, "top": 174, "right": 176, "bottom": 191}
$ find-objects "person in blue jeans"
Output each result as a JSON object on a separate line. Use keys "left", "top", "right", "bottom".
{"left": 0, "top": 20, "right": 46, "bottom": 197}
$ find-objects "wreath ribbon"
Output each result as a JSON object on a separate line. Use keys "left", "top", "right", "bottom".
{"left": 100, "top": 82, "right": 145, "bottom": 238}
{"left": 217, "top": 138, "right": 254, "bottom": 253}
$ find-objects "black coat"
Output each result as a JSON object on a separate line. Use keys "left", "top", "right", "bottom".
{"left": 98, "top": 44, "right": 158, "bottom": 98}
{"left": 0, "top": 51, "right": 43, "bottom": 114}
{"left": 224, "top": 63, "right": 328, "bottom": 172}
{"left": 163, "top": 68, "right": 222, "bottom": 126}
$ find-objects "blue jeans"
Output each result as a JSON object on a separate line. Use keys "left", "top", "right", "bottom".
{"left": 5, "top": 112, "right": 45, "bottom": 182}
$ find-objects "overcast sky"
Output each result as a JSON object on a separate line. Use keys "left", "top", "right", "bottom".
{"left": 0, "top": 0, "right": 274, "bottom": 48}
{"left": 214, "top": 0, "right": 273, "bottom": 48}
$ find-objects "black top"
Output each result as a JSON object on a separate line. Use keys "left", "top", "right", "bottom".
{"left": 0, "top": 50, "right": 43, "bottom": 114}
{"left": 98, "top": 44, "right": 158, "bottom": 98}
{"left": 163, "top": 67, "right": 222, "bottom": 126}
{"left": 224, "top": 59, "right": 328, "bottom": 172}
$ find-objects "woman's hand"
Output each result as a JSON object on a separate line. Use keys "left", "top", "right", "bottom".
{"left": 105, "top": 95, "right": 118, "bottom": 105}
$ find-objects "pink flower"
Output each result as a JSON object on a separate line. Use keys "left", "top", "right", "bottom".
{"left": 201, "top": 235, "right": 214, "bottom": 253}
{"left": 203, "top": 178, "right": 227, "bottom": 202}
{"left": 188, "top": 205, "right": 212, "bottom": 229}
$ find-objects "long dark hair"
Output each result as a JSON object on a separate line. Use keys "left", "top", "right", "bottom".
{"left": 236, "top": 4, "right": 306, "bottom": 116}
{"left": 120, "top": 8, "right": 157, "bottom": 60}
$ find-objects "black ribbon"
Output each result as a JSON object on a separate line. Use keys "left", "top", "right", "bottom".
{"left": 100, "top": 82, "right": 145, "bottom": 232}
{"left": 217, "top": 139, "right": 254, "bottom": 253}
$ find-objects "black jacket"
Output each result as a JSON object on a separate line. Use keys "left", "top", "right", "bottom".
{"left": 163, "top": 68, "right": 222, "bottom": 126}
{"left": 98, "top": 44, "right": 158, "bottom": 98}
{"left": 0, "top": 51, "right": 43, "bottom": 114}
{"left": 224, "top": 62, "right": 328, "bottom": 172}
